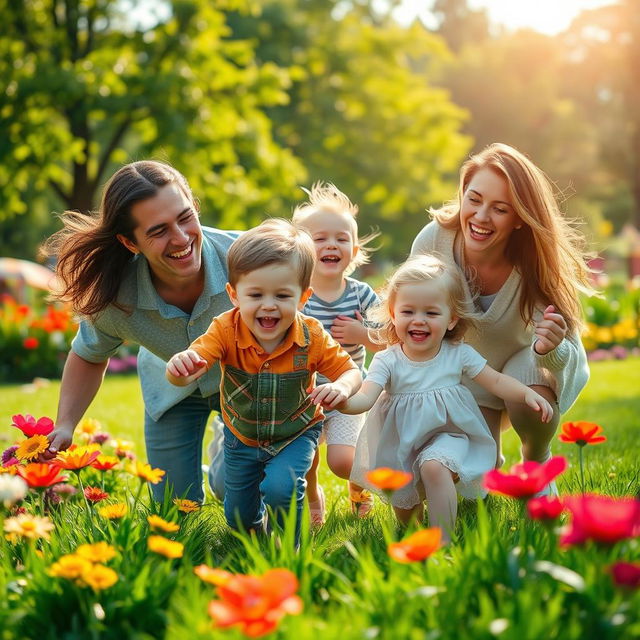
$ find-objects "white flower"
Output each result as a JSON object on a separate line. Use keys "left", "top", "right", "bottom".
{"left": 0, "top": 474, "right": 28, "bottom": 508}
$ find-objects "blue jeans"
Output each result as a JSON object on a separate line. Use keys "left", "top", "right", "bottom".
{"left": 223, "top": 424, "right": 322, "bottom": 542}
{"left": 144, "top": 392, "right": 221, "bottom": 503}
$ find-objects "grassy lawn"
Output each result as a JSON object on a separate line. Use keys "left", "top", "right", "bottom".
{"left": 1, "top": 358, "right": 638, "bottom": 639}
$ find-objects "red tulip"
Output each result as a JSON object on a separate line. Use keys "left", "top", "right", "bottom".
{"left": 11, "top": 414, "right": 55, "bottom": 437}
{"left": 484, "top": 456, "right": 567, "bottom": 499}
{"left": 558, "top": 421, "right": 606, "bottom": 446}
{"left": 610, "top": 562, "right": 640, "bottom": 589}
{"left": 560, "top": 494, "right": 640, "bottom": 546}
{"left": 527, "top": 496, "right": 564, "bottom": 521}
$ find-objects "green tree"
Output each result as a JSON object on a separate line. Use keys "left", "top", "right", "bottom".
{"left": 227, "top": 0, "right": 471, "bottom": 260}
{"left": 0, "top": 0, "right": 304, "bottom": 257}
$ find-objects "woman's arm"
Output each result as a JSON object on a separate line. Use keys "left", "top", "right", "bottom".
{"left": 473, "top": 365, "right": 554, "bottom": 422}
{"left": 335, "top": 380, "right": 384, "bottom": 415}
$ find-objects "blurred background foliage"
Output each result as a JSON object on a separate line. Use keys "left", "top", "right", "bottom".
{"left": 1, "top": 0, "right": 639, "bottom": 264}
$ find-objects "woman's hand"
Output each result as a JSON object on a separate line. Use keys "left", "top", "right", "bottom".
{"left": 39, "top": 424, "right": 75, "bottom": 461}
{"left": 533, "top": 305, "right": 567, "bottom": 355}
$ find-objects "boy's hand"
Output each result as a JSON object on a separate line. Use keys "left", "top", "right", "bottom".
{"left": 309, "top": 382, "right": 349, "bottom": 409}
{"left": 166, "top": 349, "right": 208, "bottom": 378}
{"left": 524, "top": 389, "right": 554, "bottom": 423}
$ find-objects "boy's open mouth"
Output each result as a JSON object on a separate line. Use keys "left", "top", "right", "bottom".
{"left": 258, "top": 317, "right": 279, "bottom": 329}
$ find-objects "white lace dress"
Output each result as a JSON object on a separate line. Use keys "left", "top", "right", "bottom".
{"left": 350, "top": 342, "right": 497, "bottom": 508}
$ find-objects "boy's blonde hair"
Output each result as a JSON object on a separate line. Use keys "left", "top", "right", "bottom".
{"left": 432, "top": 143, "right": 595, "bottom": 333}
{"left": 227, "top": 218, "right": 315, "bottom": 289}
{"left": 369, "top": 255, "right": 477, "bottom": 346}
{"left": 292, "top": 182, "right": 379, "bottom": 276}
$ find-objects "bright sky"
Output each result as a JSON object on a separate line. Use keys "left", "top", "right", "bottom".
{"left": 395, "top": 0, "right": 616, "bottom": 35}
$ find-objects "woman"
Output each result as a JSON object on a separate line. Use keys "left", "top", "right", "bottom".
{"left": 40, "top": 161, "right": 236, "bottom": 503}
{"left": 411, "top": 143, "right": 593, "bottom": 483}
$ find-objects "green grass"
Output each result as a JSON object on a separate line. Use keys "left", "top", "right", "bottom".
{"left": 1, "top": 359, "right": 639, "bottom": 639}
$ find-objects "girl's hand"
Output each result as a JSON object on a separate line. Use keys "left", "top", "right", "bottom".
{"left": 524, "top": 389, "right": 554, "bottom": 423}
{"left": 533, "top": 305, "right": 567, "bottom": 355}
{"left": 309, "top": 382, "right": 349, "bottom": 409}
{"left": 166, "top": 349, "right": 207, "bottom": 378}
{"left": 331, "top": 311, "right": 367, "bottom": 345}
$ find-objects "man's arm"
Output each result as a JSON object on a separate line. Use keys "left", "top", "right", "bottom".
{"left": 40, "top": 352, "right": 109, "bottom": 459}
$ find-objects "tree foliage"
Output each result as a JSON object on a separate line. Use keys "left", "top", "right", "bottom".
{"left": 0, "top": 0, "right": 304, "bottom": 238}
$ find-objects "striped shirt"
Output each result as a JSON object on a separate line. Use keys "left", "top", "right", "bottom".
{"left": 302, "top": 277, "right": 379, "bottom": 383}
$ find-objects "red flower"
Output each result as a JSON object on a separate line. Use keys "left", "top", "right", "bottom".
{"left": 610, "top": 562, "right": 640, "bottom": 589}
{"left": 387, "top": 527, "right": 442, "bottom": 563}
{"left": 527, "top": 496, "right": 564, "bottom": 521}
{"left": 484, "top": 456, "right": 568, "bottom": 499}
{"left": 560, "top": 494, "right": 640, "bottom": 546}
{"left": 11, "top": 414, "right": 55, "bottom": 437}
{"left": 84, "top": 486, "right": 109, "bottom": 503}
{"left": 365, "top": 467, "right": 413, "bottom": 491}
{"left": 15, "top": 463, "right": 69, "bottom": 488}
{"left": 208, "top": 569, "right": 303, "bottom": 638}
{"left": 558, "top": 421, "right": 606, "bottom": 446}
{"left": 23, "top": 336, "right": 39, "bottom": 350}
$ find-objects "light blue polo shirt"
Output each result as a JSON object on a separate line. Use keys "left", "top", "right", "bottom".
{"left": 71, "top": 227, "right": 238, "bottom": 421}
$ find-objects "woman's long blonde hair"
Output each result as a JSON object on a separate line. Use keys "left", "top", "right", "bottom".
{"left": 369, "top": 255, "right": 477, "bottom": 346}
{"left": 432, "top": 143, "right": 594, "bottom": 333}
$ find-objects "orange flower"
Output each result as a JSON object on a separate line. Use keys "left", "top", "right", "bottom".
{"left": 387, "top": 527, "right": 442, "bottom": 563}
{"left": 53, "top": 445, "right": 101, "bottom": 470}
{"left": 91, "top": 455, "right": 119, "bottom": 471}
{"left": 147, "top": 515, "right": 180, "bottom": 533}
{"left": 76, "top": 542, "right": 117, "bottom": 563}
{"left": 98, "top": 503, "right": 128, "bottom": 519}
{"left": 559, "top": 421, "right": 606, "bottom": 446}
{"left": 194, "top": 564, "right": 233, "bottom": 586}
{"left": 208, "top": 569, "right": 303, "bottom": 637}
{"left": 49, "top": 554, "right": 93, "bottom": 580}
{"left": 133, "top": 461, "right": 165, "bottom": 484}
{"left": 148, "top": 535, "right": 184, "bottom": 558}
{"left": 15, "top": 435, "right": 49, "bottom": 461}
{"left": 16, "top": 463, "right": 68, "bottom": 488}
{"left": 82, "top": 564, "right": 118, "bottom": 590}
{"left": 366, "top": 467, "right": 413, "bottom": 491}
{"left": 84, "top": 486, "right": 109, "bottom": 503}
{"left": 173, "top": 498, "right": 200, "bottom": 513}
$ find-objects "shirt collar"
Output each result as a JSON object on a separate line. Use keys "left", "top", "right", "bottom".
{"left": 234, "top": 309, "right": 309, "bottom": 353}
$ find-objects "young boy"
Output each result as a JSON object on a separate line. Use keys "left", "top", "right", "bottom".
{"left": 166, "top": 219, "right": 361, "bottom": 540}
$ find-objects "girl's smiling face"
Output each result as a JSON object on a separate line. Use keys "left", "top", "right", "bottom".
{"left": 391, "top": 280, "right": 458, "bottom": 362}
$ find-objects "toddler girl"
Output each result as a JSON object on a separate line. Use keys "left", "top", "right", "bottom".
{"left": 340, "top": 255, "right": 553, "bottom": 542}
{"left": 293, "top": 182, "right": 380, "bottom": 524}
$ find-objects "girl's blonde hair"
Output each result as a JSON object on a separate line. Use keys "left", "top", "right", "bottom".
{"left": 292, "top": 182, "right": 379, "bottom": 276}
{"left": 432, "top": 143, "right": 595, "bottom": 333}
{"left": 369, "top": 255, "right": 477, "bottom": 346}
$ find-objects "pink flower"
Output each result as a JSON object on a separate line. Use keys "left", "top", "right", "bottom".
{"left": 527, "top": 496, "right": 564, "bottom": 521}
{"left": 484, "top": 456, "right": 568, "bottom": 499}
{"left": 2, "top": 446, "right": 19, "bottom": 466}
{"left": 11, "top": 414, "right": 55, "bottom": 437}
{"left": 610, "top": 562, "right": 640, "bottom": 589}
{"left": 560, "top": 494, "right": 640, "bottom": 546}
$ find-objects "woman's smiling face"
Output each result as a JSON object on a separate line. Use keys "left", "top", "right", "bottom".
{"left": 459, "top": 167, "right": 522, "bottom": 258}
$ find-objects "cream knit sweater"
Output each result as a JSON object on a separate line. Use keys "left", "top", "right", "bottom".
{"left": 411, "top": 221, "right": 589, "bottom": 414}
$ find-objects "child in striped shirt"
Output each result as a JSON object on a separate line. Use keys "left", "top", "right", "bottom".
{"left": 293, "top": 183, "right": 381, "bottom": 524}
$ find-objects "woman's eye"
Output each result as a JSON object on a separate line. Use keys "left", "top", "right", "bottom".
{"left": 495, "top": 207, "right": 508, "bottom": 214}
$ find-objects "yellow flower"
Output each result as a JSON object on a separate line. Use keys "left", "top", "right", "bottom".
{"left": 194, "top": 564, "right": 233, "bottom": 586}
{"left": 15, "top": 435, "right": 50, "bottom": 461}
{"left": 147, "top": 515, "right": 180, "bottom": 533}
{"left": 4, "top": 513, "right": 54, "bottom": 542}
{"left": 110, "top": 438, "right": 134, "bottom": 451}
{"left": 49, "top": 554, "right": 93, "bottom": 579}
{"left": 77, "top": 418, "right": 101, "bottom": 435}
{"left": 82, "top": 564, "right": 118, "bottom": 591}
{"left": 173, "top": 498, "right": 200, "bottom": 513}
{"left": 98, "top": 503, "right": 128, "bottom": 519}
{"left": 76, "top": 542, "right": 117, "bottom": 563}
{"left": 133, "top": 461, "right": 165, "bottom": 484}
{"left": 148, "top": 535, "right": 184, "bottom": 558}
